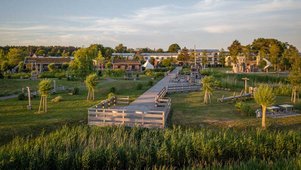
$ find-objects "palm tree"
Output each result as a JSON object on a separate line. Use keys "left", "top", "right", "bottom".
{"left": 288, "top": 69, "right": 301, "bottom": 104}
{"left": 38, "top": 79, "right": 52, "bottom": 113}
{"left": 201, "top": 76, "right": 214, "bottom": 104}
{"left": 85, "top": 73, "right": 98, "bottom": 100}
{"left": 253, "top": 84, "right": 275, "bottom": 128}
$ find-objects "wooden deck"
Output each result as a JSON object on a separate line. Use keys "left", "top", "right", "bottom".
{"left": 88, "top": 67, "right": 181, "bottom": 128}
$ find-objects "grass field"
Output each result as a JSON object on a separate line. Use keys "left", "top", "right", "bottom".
{"left": 170, "top": 90, "right": 301, "bottom": 130}
{"left": 0, "top": 76, "right": 158, "bottom": 145}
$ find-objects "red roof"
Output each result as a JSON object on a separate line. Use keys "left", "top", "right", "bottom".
{"left": 24, "top": 57, "right": 72, "bottom": 64}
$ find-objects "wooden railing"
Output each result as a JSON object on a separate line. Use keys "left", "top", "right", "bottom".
{"left": 88, "top": 109, "right": 167, "bottom": 128}
{"left": 93, "top": 96, "right": 130, "bottom": 109}
{"left": 167, "top": 84, "right": 201, "bottom": 93}
{"left": 88, "top": 90, "right": 171, "bottom": 128}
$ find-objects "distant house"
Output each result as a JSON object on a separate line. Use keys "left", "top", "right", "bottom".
{"left": 112, "top": 60, "right": 141, "bottom": 71}
{"left": 142, "top": 60, "right": 154, "bottom": 70}
{"left": 140, "top": 53, "right": 178, "bottom": 61}
{"left": 112, "top": 53, "right": 135, "bottom": 60}
{"left": 24, "top": 55, "right": 72, "bottom": 72}
{"left": 187, "top": 49, "right": 220, "bottom": 66}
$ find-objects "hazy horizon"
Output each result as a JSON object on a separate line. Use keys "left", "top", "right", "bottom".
{"left": 0, "top": 0, "right": 301, "bottom": 50}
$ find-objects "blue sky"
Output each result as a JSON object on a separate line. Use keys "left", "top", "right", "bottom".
{"left": 0, "top": 0, "right": 301, "bottom": 50}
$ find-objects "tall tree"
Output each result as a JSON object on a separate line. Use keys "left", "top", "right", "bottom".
{"left": 7, "top": 48, "right": 27, "bottom": 66}
{"left": 168, "top": 43, "right": 181, "bottom": 53}
{"left": 253, "top": 84, "right": 275, "bottom": 128}
{"left": 70, "top": 47, "right": 95, "bottom": 78}
{"left": 269, "top": 43, "right": 281, "bottom": 71}
{"left": 115, "top": 44, "right": 127, "bottom": 53}
{"left": 177, "top": 47, "right": 190, "bottom": 64}
{"left": 0, "top": 49, "right": 6, "bottom": 65}
{"left": 288, "top": 60, "right": 301, "bottom": 103}
{"left": 201, "top": 76, "right": 215, "bottom": 104}
{"left": 85, "top": 73, "right": 98, "bottom": 101}
{"left": 228, "top": 40, "right": 242, "bottom": 57}
{"left": 219, "top": 48, "right": 226, "bottom": 66}
{"left": 38, "top": 79, "right": 52, "bottom": 113}
{"left": 201, "top": 51, "right": 208, "bottom": 68}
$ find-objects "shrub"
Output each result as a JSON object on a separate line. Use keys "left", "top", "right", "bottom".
{"left": 51, "top": 96, "right": 63, "bottom": 103}
{"left": 147, "top": 80, "right": 153, "bottom": 86}
{"left": 154, "top": 72, "right": 164, "bottom": 79}
{"left": 48, "top": 63, "right": 56, "bottom": 72}
{"left": 109, "top": 87, "right": 116, "bottom": 93}
{"left": 3, "top": 73, "right": 31, "bottom": 79}
{"left": 72, "top": 87, "right": 80, "bottom": 95}
{"left": 17, "top": 93, "right": 26, "bottom": 100}
{"left": 144, "top": 69, "right": 153, "bottom": 77}
{"left": 136, "top": 83, "right": 143, "bottom": 90}
{"left": 0, "top": 72, "right": 3, "bottom": 79}
{"left": 54, "top": 72, "right": 66, "bottom": 79}
{"left": 235, "top": 101, "right": 255, "bottom": 116}
{"left": 107, "top": 92, "right": 115, "bottom": 99}
{"left": 104, "top": 69, "right": 125, "bottom": 77}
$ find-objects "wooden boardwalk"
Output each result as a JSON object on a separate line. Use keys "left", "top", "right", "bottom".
{"left": 88, "top": 67, "right": 181, "bottom": 128}
{"left": 125, "top": 67, "right": 181, "bottom": 112}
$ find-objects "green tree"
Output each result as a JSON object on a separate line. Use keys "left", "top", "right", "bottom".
{"left": 38, "top": 79, "right": 52, "bottom": 113}
{"left": 177, "top": 47, "right": 190, "bottom": 64}
{"left": 115, "top": 44, "right": 127, "bottom": 53}
{"left": 1, "top": 61, "right": 10, "bottom": 71}
{"left": 85, "top": 73, "right": 98, "bottom": 100}
{"left": 269, "top": 43, "right": 281, "bottom": 71}
{"left": 161, "top": 58, "right": 172, "bottom": 67}
{"left": 7, "top": 48, "right": 27, "bottom": 66}
{"left": 156, "top": 48, "right": 164, "bottom": 53}
{"left": 105, "top": 62, "right": 112, "bottom": 69}
{"left": 228, "top": 40, "right": 243, "bottom": 59}
{"left": 48, "top": 63, "right": 56, "bottom": 72}
{"left": 288, "top": 68, "right": 301, "bottom": 104}
{"left": 219, "top": 48, "right": 226, "bottom": 66}
{"left": 253, "top": 84, "right": 275, "bottom": 128}
{"left": 201, "top": 51, "right": 208, "bottom": 68}
{"left": 71, "top": 48, "right": 95, "bottom": 78}
{"left": 168, "top": 43, "right": 181, "bottom": 53}
{"left": 36, "top": 49, "right": 46, "bottom": 56}
{"left": 201, "top": 76, "right": 215, "bottom": 104}
{"left": 0, "top": 49, "right": 6, "bottom": 65}
{"left": 18, "top": 61, "right": 24, "bottom": 72}
{"left": 62, "top": 50, "right": 70, "bottom": 57}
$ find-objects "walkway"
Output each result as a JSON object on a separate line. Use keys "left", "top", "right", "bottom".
{"left": 125, "top": 67, "right": 181, "bottom": 112}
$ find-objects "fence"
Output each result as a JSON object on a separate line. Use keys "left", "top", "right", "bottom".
{"left": 88, "top": 92, "right": 171, "bottom": 128}
{"left": 88, "top": 108, "right": 170, "bottom": 128}
{"left": 94, "top": 96, "right": 130, "bottom": 109}
{"left": 167, "top": 84, "right": 201, "bottom": 93}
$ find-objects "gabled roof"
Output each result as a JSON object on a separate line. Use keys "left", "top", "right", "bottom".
{"left": 140, "top": 53, "right": 178, "bottom": 56}
{"left": 112, "top": 53, "right": 135, "bottom": 56}
{"left": 24, "top": 57, "right": 72, "bottom": 64}
{"left": 188, "top": 49, "right": 219, "bottom": 53}
{"left": 112, "top": 60, "right": 141, "bottom": 65}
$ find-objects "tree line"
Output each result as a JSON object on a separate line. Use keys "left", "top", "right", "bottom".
{"left": 227, "top": 38, "right": 301, "bottom": 71}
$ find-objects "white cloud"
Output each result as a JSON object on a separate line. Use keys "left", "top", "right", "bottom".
{"left": 0, "top": 0, "right": 300, "bottom": 49}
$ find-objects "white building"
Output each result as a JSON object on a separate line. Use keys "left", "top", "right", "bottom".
{"left": 140, "top": 53, "right": 178, "bottom": 61}
{"left": 112, "top": 53, "right": 135, "bottom": 60}
{"left": 188, "top": 49, "right": 220, "bottom": 66}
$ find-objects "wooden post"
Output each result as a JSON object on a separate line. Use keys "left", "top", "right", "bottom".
{"left": 242, "top": 77, "right": 249, "bottom": 94}
{"left": 26, "top": 86, "right": 32, "bottom": 110}
{"left": 162, "top": 111, "right": 165, "bottom": 128}
{"left": 53, "top": 80, "right": 56, "bottom": 93}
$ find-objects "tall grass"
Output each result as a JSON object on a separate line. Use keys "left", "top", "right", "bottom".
{"left": 0, "top": 126, "right": 300, "bottom": 169}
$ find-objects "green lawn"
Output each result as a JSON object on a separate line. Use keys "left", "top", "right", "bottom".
{"left": 0, "top": 76, "right": 158, "bottom": 145}
{"left": 170, "top": 90, "right": 301, "bottom": 130}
